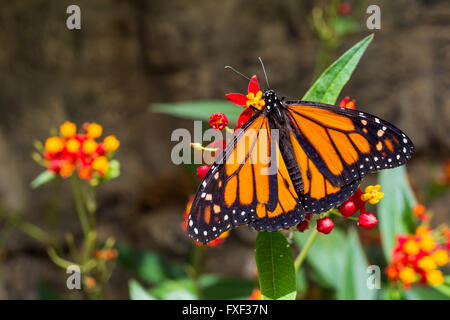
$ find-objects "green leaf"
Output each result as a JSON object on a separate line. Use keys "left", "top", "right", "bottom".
{"left": 303, "top": 34, "right": 373, "bottom": 104}
{"left": 152, "top": 101, "right": 242, "bottom": 124}
{"left": 404, "top": 286, "right": 449, "bottom": 300}
{"left": 37, "top": 280, "right": 60, "bottom": 300}
{"left": 149, "top": 279, "right": 198, "bottom": 300}
{"left": 378, "top": 166, "right": 417, "bottom": 262}
{"left": 294, "top": 227, "right": 347, "bottom": 289}
{"left": 117, "top": 244, "right": 187, "bottom": 284}
{"left": 338, "top": 228, "right": 376, "bottom": 300}
{"left": 255, "top": 231, "right": 296, "bottom": 300}
{"left": 128, "top": 279, "right": 157, "bottom": 300}
{"left": 198, "top": 274, "right": 254, "bottom": 300}
{"left": 30, "top": 171, "right": 56, "bottom": 188}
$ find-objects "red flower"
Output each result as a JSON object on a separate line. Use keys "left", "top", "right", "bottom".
{"left": 359, "top": 212, "right": 378, "bottom": 230}
{"left": 296, "top": 221, "right": 309, "bottom": 232}
{"left": 196, "top": 165, "right": 210, "bottom": 180}
{"left": 339, "top": 96, "right": 355, "bottom": 109}
{"left": 317, "top": 217, "right": 334, "bottom": 234}
{"left": 209, "top": 113, "right": 228, "bottom": 131}
{"left": 226, "top": 75, "right": 265, "bottom": 130}
{"left": 339, "top": 2, "right": 352, "bottom": 16}
{"left": 338, "top": 188, "right": 364, "bottom": 216}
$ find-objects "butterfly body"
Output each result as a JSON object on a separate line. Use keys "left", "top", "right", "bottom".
{"left": 187, "top": 88, "right": 414, "bottom": 244}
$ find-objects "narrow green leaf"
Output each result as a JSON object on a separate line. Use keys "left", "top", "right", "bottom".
{"left": 152, "top": 101, "right": 242, "bottom": 124}
{"left": 294, "top": 227, "right": 347, "bottom": 289}
{"left": 404, "top": 286, "right": 449, "bottom": 300}
{"left": 30, "top": 171, "right": 56, "bottom": 189}
{"left": 117, "top": 244, "right": 187, "bottom": 284}
{"left": 129, "top": 279, "right": 157, "bottom": 300}
{"left": 338, "top": 228, "right": 376, "bottom": 300}
{"left": 378, "top": 166, "right": 417, "bottom": 262}
{"left": 255, "top": 231, "right": 296, "bottom": 300}
{"left": 303, "top": 34, "right": 373, "bottom": 104}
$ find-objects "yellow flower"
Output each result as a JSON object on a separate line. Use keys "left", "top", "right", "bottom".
{"left": 399, "top": 267, "right": 416, "bottom": 284}
{"left": 426, "top": 269, "right": 444, "bottom": 286}
{"left": 246, "top": 91, "right": 265, "bottom": 110}
{"left": 103, "top": 135, "right": 120, "bottom": 152}
{"left": 45, "top": 136, "right": 64, "bottom": 153}
{"left": 419, "top": 235, "right": 435, "bottom": 252}
{"left": 86, "top": 122, "right": 103, "bottom": 139}
{"left": 417, "top": 256, "right": 437, "bottom": 271}
{"left": 361, "top": 184, "right": 384, "bottom": 204}
{"left": 432, "top": 249, "right": 449, "bottom": 266}
{"left": 415, "top": 226, "right": 430, "bottom": 236}
{"left": 83, "top": 139, "right": 98, "bottom": 154}
{"left": 60, "top": 121, "right": 77, "bottom": 138}
{"left": 66, "top": 138, "right": 81, "bottom": 153}
{"left": 403, "top": 239, "right": 420, "bottom": 255}
{"left": 92, "top": 156, "right": 109, "bottom": 174}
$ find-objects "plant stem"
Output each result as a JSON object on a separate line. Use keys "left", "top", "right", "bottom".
{"left": 294, "top": 229, "right": 319, "bottom": 271}
{"left": 71, "top": 176, "right": 90, "bottom": 237}
{"left": 294, "top": 211, "right": 331, "bottom": 271}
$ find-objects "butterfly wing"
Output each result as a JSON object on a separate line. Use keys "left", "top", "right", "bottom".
{"left": 187, "top": 112, "right": 305, "bottom": 244}
{"left": 286, "top": 101, "right": 415, "bottom": 188}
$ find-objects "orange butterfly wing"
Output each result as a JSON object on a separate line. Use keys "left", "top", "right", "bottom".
{"left": 187, "top": 113, "right": 305, "bottom": 244}
{"left": 285, "top": 101, "right": 414, "bottom": 213}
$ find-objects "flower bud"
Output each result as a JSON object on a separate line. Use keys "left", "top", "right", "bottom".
{"left": 338, "top": 200, "right": 356, "bottom": 217}
{"left": 317, "top": 217, "right": 334, "bottom": 234}
{"left": 359, "top": 212, "right": 378, "bottom": 230}
{"left": 197, "top": 165, "right": 210, "bottom": 180}
{"left": 296, "top": 221, "right": 309, "bottom": 232}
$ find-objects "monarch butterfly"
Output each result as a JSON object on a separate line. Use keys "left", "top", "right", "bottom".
{"left": 187, "top": 62, "right": 414, "bottom": 244}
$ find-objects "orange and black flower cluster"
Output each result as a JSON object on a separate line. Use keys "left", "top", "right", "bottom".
{"left": 42, "top": 121, "right": 119, "bottom": 180}
{"left": 386, "top": 204, "right": 449, "bottom": 289}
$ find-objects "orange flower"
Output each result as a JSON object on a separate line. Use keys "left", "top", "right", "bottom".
{"left": 417, "top": 256, "right": 437, "bottom": 271}
{"left": 86, "top": 122, "right": 103, "bottom": 139}
{"left": 85, "top": 276, "right": 96, "bottom": 289}
{"left": 432, "top": 249, "right": 449, "bottom": 266}
{"left": 398, "top": 267, "right": 416, "bottom": 285}
{"left": 419, "top": 235, "right": 435, "bottom": 252}
{"left": 66, "top": 138, "right": 81, "bottom": 153}
{"left": 426, "top": 270, "right": 444, "bottom": 286}
{"left": 92, "top": 156, "right": 109, "bottom": 174}
{"left": 60, "top": 121, "right": 77, "bottom": 138}
{"left": 249, "top": 289, "right": 262, "bottom": 300}
{"left": 415, "top": 226, "right": 431, "bottom": 236}
{"left": 82, "top": 139, "right": 98, "bottom": 155}
{"left": 413, "top": 204, "right": 426, "bottom": 217}
{"left": 78, "top": 166, "right": 92, "bottom": 180}
{"left": 59, "top": 161, "right": 75, "bottom": 178}
{"left": 403, "top": 238, "right": 420, "bottom": 255}
{"left": 94, "top": 249, "right": 118, "bottom": 260}
{"left": 45, "top": 136, "right": 64, "bottom": 153}
{"left": 103, "top": 135, "right": 120, "bottom": 152}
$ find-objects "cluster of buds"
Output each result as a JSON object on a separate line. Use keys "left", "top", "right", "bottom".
{"left": 38, "top": 121, "right": 120, "bottom": 183}
{"left": 386, "top": 212, "right": 449, "bottom": 289}
{"left": 295, "top": 185, "right": 382, "bottom": 235}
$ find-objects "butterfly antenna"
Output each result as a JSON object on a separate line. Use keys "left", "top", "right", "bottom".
{"left": 258, "top": 57, "right": 270, "bottom": 89}
{"left": 224, "top": 66, "right": 258, "bottom": 86}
